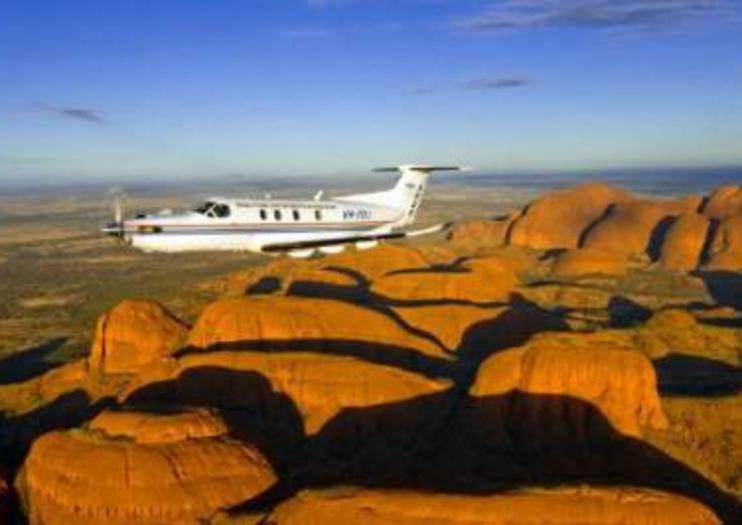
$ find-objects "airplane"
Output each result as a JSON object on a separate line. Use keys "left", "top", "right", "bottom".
{"left": 102, "top": 165, "right": 461, "bottom": 257}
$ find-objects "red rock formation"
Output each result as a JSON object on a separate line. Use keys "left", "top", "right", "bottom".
{"left": 581, "top": 199, "right": 696, "bottom": 258}
{"left": 88, "top": 300, "right": 187, "bottom": 375}
{"left": 508, "top": 183, "right": 632, "bottom": 250}
{"left": 702, "top": 185, "right": 742, "bottom": 219}
{"left": 448, "top": 217, "right": 512, "bottom": 246}
{"left": 371, "top": 264, "right": 517, "bottom": 304}
{"left": 126, "top": 351, "right": 453, "bottom": 435}
{"left": 187, "top": 295, "right": 448, "bottom": 359}
{"left": 551, "top": 248, "right": 628, "bottom": 277}
{"left": 471, "top": 335, "right": 667, "bottom": 437}
{"left": 658, "top": 213, "right": 710, "bottom": 270}
{"left": 320, "top": 244, "right": 430, "bottom": 281}
{"left": 706, "top": 213, "right": 742, "bottom": 270}
{"left": 266, "top": 487, "right": 720, "bottom": 525}
{"left": 19, "top": 409, "right": 276, "bottom": 524}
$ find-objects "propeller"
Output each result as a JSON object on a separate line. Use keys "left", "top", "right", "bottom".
{"left": 103, "top": 186, "right": 126, "bottom": 240}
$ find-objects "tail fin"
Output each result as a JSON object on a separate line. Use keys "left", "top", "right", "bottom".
{"left": 373, "top": 165, "right": 461, "bottom": 226}
{"left": 337, "top": 165, "right": 461, "bottom": 227}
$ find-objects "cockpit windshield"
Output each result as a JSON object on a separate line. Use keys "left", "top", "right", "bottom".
{"left": 193, "top": 201, "right": 230, "bottom": 218}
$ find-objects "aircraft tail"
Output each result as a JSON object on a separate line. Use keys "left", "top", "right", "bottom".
{"left": 341, "top": 165, "right": 461, "bottom": 227}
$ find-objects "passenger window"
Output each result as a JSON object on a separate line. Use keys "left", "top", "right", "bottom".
{"left": 315, "top": 210, "right": 322, "bottom": 221}
{"left": 274, "top": 209, "right": 282, "bottom": 221}
{"left": 260, "top": 209, "right": 267, "bottom": 221}
{"left": 292, "top": 210, "right": 300, "bottom": 221}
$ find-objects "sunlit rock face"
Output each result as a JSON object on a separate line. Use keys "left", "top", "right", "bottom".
{"left": 550, "top": 248, "right": 628, "bottom": 277}
{"left": 124, "top": 351, "right": 454, "bottom": 436}
{"left": 19, "top": 408, "right": 276, "bottom": 525}
{"left": 370, "top": 264, "right": 518, "bottom": 304}
{"left": 448, "top": 217, "right": 513, "bottom": 246}
{"left": 265, "top": 487, "right": 720, "bottom": 525}
{"left": 580, "top": 198, "right": 698, "bottom": 258}
{"left": 657, "top": 213, "right": 710, "bottom": 271}
{"left": 706, "top": 213, "right": 742, "bottom": 271}
{"left": 471, "top": 334, "right": 668, "bottom": 437}
{"left": 187, "top": 295, "right": 450, "bottom": 359}
{"left": 508, "top": 183, "right": 632, "bottom": 250}
{"left": 88, "top": 299, "right": 188, "bottom": 375}
{"left": 702, "top": 185, "right": 742, "bottom": 220}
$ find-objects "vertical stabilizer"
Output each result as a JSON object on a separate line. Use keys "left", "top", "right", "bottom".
{"left": 336, "top": 165, "right": 461, "bottom": 227}
{"left": 373, "top": 165, "right": 460, "bottom": 226}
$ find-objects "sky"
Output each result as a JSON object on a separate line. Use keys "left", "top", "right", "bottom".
{"left": 1, "top": 0, "right": 741, "bottom": 185}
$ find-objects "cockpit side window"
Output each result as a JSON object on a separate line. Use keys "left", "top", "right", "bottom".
{"left": 194, "top": 202, "right": 215, "bottom": 215}
{"left": 213, "top": 204, "right": 230, "bottom": 218}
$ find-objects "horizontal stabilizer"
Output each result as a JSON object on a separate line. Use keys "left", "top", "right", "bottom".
{"left": 261, "top": 222, "right": 452, "bottom": 254}
{"left": 373, "top": 165, "right": 462, "bottom": 174}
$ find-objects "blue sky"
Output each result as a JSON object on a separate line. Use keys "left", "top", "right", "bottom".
{"left": 1, "top": 0, "right": 741, "bottom": 184}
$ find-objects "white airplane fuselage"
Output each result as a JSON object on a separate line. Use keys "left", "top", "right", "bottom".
{"left": 104, "top": 165, "right": 454, "bottom": 255}
{"left": 122, "top": 198, "right": 398, "bottom": 253}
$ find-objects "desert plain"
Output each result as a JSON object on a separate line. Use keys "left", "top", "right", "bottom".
{"left": 0, "top": 180, "right": 740, "bottom": 524}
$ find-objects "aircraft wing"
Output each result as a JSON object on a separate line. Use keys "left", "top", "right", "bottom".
{"left": 260, "top": 222, "right": 452, "bottom": 254}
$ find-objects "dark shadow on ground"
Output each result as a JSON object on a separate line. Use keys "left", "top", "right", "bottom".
{"left": 0, "top": 338, "right": 67, "bottom": 385}
{"left": 125, "top": 367, "right": 306, "bottom": 473}
{"left": 696, "top": 271, "right": 742, "bottom": 310}
{"left": 174, "top": 339, "right": 457, "bottom": 381}
{"left": 647, "top": 216, "right": 676, "bottom": 262}
{"left": 221, "top": 386, "right": 741, "bottom": 524}
{"left": 0, "top": 389, "right": 114, "bottom": 472}
{"left": 654, "top": 354, "right": 742, "bottom": 397}
{"left": 608, "top": 296, "right": 652, "bottom": 328}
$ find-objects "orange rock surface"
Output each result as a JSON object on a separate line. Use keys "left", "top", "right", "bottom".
{"left": 448, "top": 217, "right": 512, "bottom": 246}
{"left": 706, "top": 213, "right": 742, "bottom": 270}
{"left": 581, "top": 199, "right": 695, "bottom": 258}
{"left": 371, "top": 265, "right": 517, "bottom": 304}
{"left": 471, "top": 334, "right": 667, "bottom": 436}
{"left": 551, "top": 248, "right": 628, "bottom": 277}
{"left": 19, "top": 409, "right": 276, "bottom": 525}
{"left": 320, "top": 243, "right": 430, "bottom": 280}
{"left": 658, "top": 213, "right": 710, "bottom": 270}
{"left": 508, "top": 183, "right": 632, "bottom": 250}
{"left": 187, "top": 295, "right": 448, "bottom": 359}
{"left": 126, "top": 350, "right": 453, "bottom": 435}
{"left": 702, "top": 185, "right": 742, "bottom": 219}
{"left": 89, "top": 407, "right": 228, "bottom": 444}
{"left": 88, "top": 300, "right": 187, "bottom": 375}
{"left": 266, "top": 487, "right": 720, "bottom": 525}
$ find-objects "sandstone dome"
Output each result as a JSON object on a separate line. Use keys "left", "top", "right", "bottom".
{"left": 88, "top": 299, "right": 188, "bottom": 375}
{"left": 508, "top": 183, "right": 632, "bottom": 250}
{"left": 19, "top": 408, "right": 277, "bottom": 524}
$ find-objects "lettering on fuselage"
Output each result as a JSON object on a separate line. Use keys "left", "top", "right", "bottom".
{"left": 342, "top": 209, "right": 371, "bottom": 221}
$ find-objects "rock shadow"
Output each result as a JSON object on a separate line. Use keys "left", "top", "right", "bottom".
{"left": 0, "top": 338, "right": 68, "bottom": 385}
{"left": 697, "top": 271, "right": 742, "bottom": 310}
{"left": 654, "top": 354, "right": 742, "bottom": 397}
{"left": 175, "top": 339, "right": 456, "bottom": 381}
{"left": 608, "top": 296, "right": 652, "bottom": 328}
{"left": 646, "top": 216, "right": 676, "bottom": 261}
{"left": 229, "top": 390, "right": 742, "bottom": 524}
{"left": 0, "top": 389, "right": 113, "bottom": 472}
{"left": 125, "top": 366, "right": 306, "bottom": 472}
